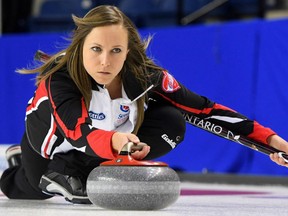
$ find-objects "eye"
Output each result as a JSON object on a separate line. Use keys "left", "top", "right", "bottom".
{"left": 91, "top": 46, "right": 102, "bottom": 52}
{"left": 112, "top": 48, "right": 122, "bottom": 53}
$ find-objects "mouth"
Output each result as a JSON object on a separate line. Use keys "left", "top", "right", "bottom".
{"left": 98, "top": 71, "right": 111, "bottom": 75}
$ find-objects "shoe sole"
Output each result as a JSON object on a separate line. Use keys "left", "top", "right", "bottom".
{"left": 6, "top": 145, "right": 21, "bottom": 160}
{"left": 39, "top": 175, "right": 91, "bottom": 204}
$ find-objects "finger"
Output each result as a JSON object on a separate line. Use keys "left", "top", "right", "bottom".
{"left": 270, "top": 153, "right": 278, "bottom": 161}
{"left": 131, "top": 146, "right": 150, "bottom": 160}
{"left": 270, "top": 153, "right": 288, "bottom": 167}
{"left": 130, "top": 142, "right": 148, "bottom": 152}
{"left": 270, "top": 153, "right": 280, "bottom": 164}
{"left": 127, "top": 134, "right": 140, "bottom": 143}
{"left": 278, "top": 156, "right": 287, "bottom": 166}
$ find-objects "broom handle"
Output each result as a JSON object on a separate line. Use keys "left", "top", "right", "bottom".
{"left": 183, "top": 113, "right": 288, "bottom": 163}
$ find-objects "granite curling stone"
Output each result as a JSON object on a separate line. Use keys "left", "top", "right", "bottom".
{"left": 87, "top": 142, "right": 180, "bottom": 210}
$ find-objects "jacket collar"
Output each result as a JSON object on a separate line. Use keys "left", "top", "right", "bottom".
{"left": 91, "top": 70, "right": 147, "bottom": 101}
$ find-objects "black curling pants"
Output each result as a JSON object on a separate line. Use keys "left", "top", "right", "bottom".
{"left": 0, "top": 104, "right": 186, "bottom": 200}
{"left": 138, "top": 103, "right": 186, "bottom": 160}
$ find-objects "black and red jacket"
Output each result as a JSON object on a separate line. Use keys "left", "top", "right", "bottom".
{"left": 25, "top": 66, "right": 275, "bottom": 160}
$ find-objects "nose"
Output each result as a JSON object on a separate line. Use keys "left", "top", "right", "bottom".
{"left": 101, "top": 52, "right": 110, "bottom": 67}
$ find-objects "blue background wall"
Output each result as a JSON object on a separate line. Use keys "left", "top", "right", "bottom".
{"left": 1, "top": 19, "right": 288, "bottom": 176}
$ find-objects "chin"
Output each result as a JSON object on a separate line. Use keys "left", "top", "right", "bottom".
{"left": 93, "top": 78, "right": 110, "bottom": 86}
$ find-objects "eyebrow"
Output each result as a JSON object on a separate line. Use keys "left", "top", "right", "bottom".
{"left": 90, "top": 43, "right": 125, "bottom": 48}
{"left": 112, "top": 45, "right": 125, "bottom": 48}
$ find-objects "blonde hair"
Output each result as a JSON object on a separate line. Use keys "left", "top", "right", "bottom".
{"left": 18, "top": 5, "right": 163, "bottom": 134}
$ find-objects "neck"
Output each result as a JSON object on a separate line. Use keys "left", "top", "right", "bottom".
{"left": 106, "top": 77, "right": 122, "bottom": 99}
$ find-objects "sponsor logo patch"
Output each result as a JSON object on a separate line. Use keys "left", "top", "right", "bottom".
{"left": 116, "top": 105, "right": 130, "bottom": 126}
{"left": 120, "top": 105, "right": 130, "bottom": 112}
{"left": 89, "top": 111, "right": 106, "bottom": 120}
{"left": 162, "top": 71, "right": 181, "bottom": 93}
{"left": 161, "top": 134, "right": 177, "bottom": 149}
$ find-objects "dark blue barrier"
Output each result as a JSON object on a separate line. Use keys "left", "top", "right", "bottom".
{"left": 250, "top": 19, "right": 288, "bottom": 175}
{"left": 1, "top": 19, "right": 288, "bottom": 175}
{"left": 0, "top": 33, "right": 67, "bottom": 144}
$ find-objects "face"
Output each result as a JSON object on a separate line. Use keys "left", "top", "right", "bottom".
{"left": 82, "top": 24, "right": 129, "bottom": 87}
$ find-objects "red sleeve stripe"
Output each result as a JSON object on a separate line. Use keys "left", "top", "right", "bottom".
{"left": 154, "top": 92, "right": 236, "bottom": 115}
{"left": 47, "top": 76, "right": 88, "bottom": 140}
{"left": 41, "top": 116, "right": 57, "bottom": 158}
{"left": 154, "top": 91, "right": 214, "bottom": 114}
{"left": 26, "top": 96, "right": 48, "bottom": 116}
{"left": 26, "top": 82, "right": 48, "bottom": 114}
{"left": 54, "top": 98, "right": 87, "bottom": 140}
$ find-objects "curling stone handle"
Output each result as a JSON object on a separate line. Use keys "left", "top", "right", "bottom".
{"left": 119, "top": 142, "right": 148, "bottom": 155}
{"left": 100, "top": 141, "right": 167, "bottom": 166}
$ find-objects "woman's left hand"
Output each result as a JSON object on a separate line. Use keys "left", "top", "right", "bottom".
{"left": 268, "top": 135, "right": 288, "bottom": 167}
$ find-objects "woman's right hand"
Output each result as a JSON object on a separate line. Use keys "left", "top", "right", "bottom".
{"left": 111, "top": 132, "right": 150, "bottom": 160}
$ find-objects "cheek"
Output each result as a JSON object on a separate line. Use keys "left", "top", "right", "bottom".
{"left": 83, "top": 55, "right": 98, "bottom": 73}
{"left": 115, "top": 55, "right": 127, "bottom": 68}
{"left": 116, "top": 59, "right": 125, "bottom": 68}
{"left": 83, "top": 59, "right": 91, "bottom": 75}
{"left": 82, "top": 51, "right": 89, "bottom": 71}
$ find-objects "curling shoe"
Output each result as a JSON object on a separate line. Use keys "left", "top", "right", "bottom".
{"left": 5, "top": 145, "right": 22, "bottom": 168}
{"left": 38, "top": 170, "right": 91, "bottom": 204}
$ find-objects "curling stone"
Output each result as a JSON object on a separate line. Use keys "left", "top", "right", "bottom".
{"left": 86, "top": 142, "right": 180, "bottom": 210}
